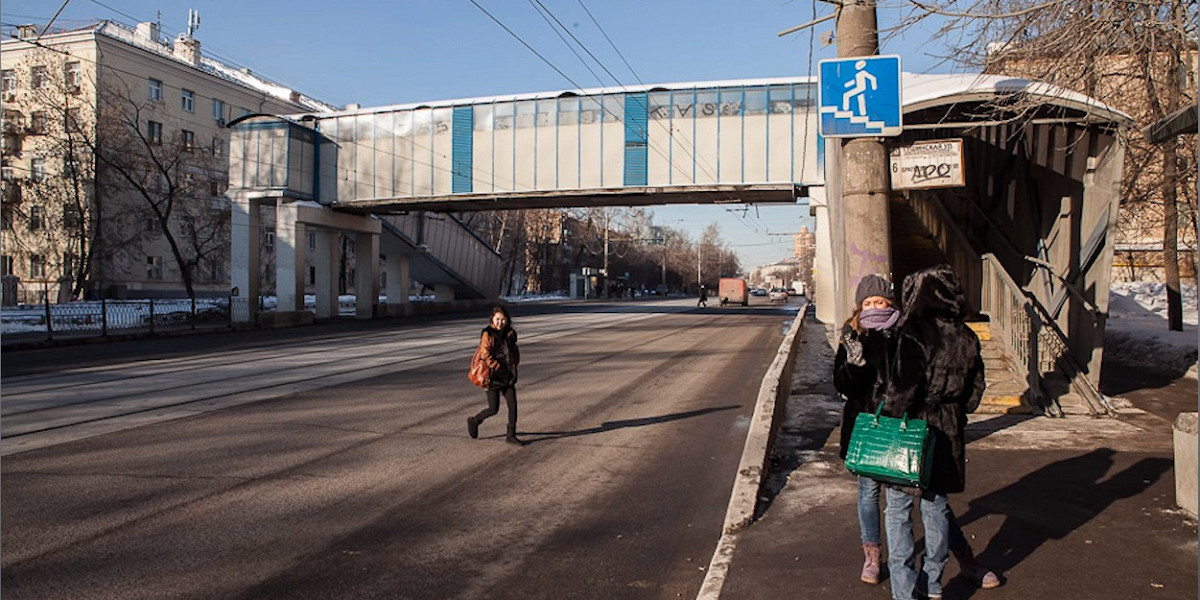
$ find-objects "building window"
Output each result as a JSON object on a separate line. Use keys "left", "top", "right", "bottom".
{"left": 63, "top": 151, "right": 81, "bottom": 176}
{"left": 64, "top": 62, "right": 81, "bottom": 91}
{"left": 1, "top": 255, "right": 12, "bottom": 276}
{"left": 29, "top": 204, "right": 44, "bottom": 231}
{"left": 1, "top": 69, "right": 16, "bottom": 92}
{"left": 30, "top": 254, "right": 46, "bottom": 279}
{"left": 181, "top": 89, "right": 194, "bottom": 112}
{"left": 62, "top": 203, "right": 81, "bottom": 229}
{"left": 212, "top": 99, "right": 225, "bottom": 122}
{"left": 209, "top": 180, "right": 223, "bottom": 196}
{"left": 29, "top": 111, "right": 46, "bottom": 134}
{"left": 1, "top": 200, "right": 13, "bottom": 229}
{"left": 146, "top": 256, "right": 163, "bottom": 279}
{"left": 263, "top": 231, "right": 275, "bottom": 250}
{"left": 211, "top": 136, "right": 225, "bottom": 157}
{"left": 309, "top": 265, "right": 316, "bottom": 285}
{"left": 145, "top": 215, "right": 158, "bottom": 233}
{"left": 147, "top": 120, "right": 163, "bottom": 145}
{"left": 147, "top": 78, "right": 163, "bottom": 102}
{"left": 182, "top": 129, "right": 195, "bottom": 151}
{"left": 0, "top": 160, "right": 13, "bottom": 181}
{"left": 31, "top": 66, "right": 49, "bottom": 89}
{"left": 308, "top": 231, "right": 316, "bottom": 250}
{"left": 31, "top": 157, "right": 46, "bottom": 182}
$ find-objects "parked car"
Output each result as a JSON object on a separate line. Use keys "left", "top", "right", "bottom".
{"left": 768, "top": 287, "right": 788, "bottom": 302}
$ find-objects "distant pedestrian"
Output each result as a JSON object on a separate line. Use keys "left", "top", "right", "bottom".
{"left": 835, "top": 273, "right": 999, "bottom": 591}
{"left": 467, "top": 306, "right": 526, "bottom": 446}
{"left": 881, "top": 264, "right": 994, "bottom": 600}
{"left": 697, "top": 285, "right": 708, "bottom": 308}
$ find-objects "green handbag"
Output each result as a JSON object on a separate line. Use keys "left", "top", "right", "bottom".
{"left": 844, "top": 403, "right": 935, "bottom": 488}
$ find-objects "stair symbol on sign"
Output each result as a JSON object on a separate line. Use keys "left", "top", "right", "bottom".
{"left": 820, "top": 106, "right": 886, "bottom": 131}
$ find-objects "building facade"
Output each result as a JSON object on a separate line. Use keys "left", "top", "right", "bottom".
{"left": 0, "top": 18, "right": 335, "bottom": 303}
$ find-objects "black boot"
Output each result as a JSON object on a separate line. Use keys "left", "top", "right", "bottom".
{"left": 467, "top": 416, "right": 479, "bottom": 439}
{"left": 505, "top": 425, "right": 526, "bottom": 446}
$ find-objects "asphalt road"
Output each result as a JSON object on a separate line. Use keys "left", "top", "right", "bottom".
{"left": 1, "top": 297, "right": 803, "bottom": 600}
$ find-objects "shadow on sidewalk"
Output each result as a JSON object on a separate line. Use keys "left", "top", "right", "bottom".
{"left": 946, "top": 448, "right": 1172, "bottom": 598}
{"left": 521, "top": 405, "right": 740, "bottom": 444}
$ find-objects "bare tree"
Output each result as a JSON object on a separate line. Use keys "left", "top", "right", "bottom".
{"left": 92, "top": 73, "right": 230, "bottom": 300}
{"left": 896, "top": 0, "right": 1198, "bottom": 329}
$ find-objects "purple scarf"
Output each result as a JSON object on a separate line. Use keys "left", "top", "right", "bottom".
{"left": 859, "top": 307, "right": 899, "bottom": 331}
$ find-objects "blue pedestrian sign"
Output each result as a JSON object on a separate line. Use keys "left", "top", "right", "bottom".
{"left": 818, "top": 55, "right": 902, "bottom": 137}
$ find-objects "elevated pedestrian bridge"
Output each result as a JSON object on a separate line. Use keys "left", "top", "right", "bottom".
{"left": 227, "top": 78, "right": 824, "bottom": 317}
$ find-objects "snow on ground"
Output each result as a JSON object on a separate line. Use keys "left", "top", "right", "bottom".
{"left": 2, "top": 285, "right": 1195, "bottom": 377}
{"left": 1105, "top": 282, "right": 1198, "bottom": 375}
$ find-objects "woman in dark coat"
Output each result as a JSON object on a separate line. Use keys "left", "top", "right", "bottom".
{"left": 881, "top": 264, "right": 986, "bottom": 600}
{"left": 467, "top": 306, "right": 525, "bottom": 446}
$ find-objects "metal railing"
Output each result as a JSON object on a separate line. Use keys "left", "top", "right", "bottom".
{"left": 382, "top": 213, "right": 503, "bottom": 298}
{"left": 908, "top": 193, "right": 1110, "bottom": 417}
{"left": 2, "top": 297, "right": 237, "bottom": 344}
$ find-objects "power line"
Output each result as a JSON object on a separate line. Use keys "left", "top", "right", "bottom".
{"left": 576, "top": 0, "right": 644, "bottom": 86}
{"left": 467, "top": 0, "right": 585, "bottom": 93}
{"left": 527, "top": 0, "right": 607, "bottom": 88}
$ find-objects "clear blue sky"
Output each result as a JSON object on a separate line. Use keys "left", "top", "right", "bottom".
{"left": 3, "top": 0, "right": 961, "bottom": 270}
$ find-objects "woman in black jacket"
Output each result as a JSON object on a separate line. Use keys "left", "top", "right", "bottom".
{"left": 467, "top": 306, "right": 525, "bottom": 446}
{"left": 834, "top": 274, "right": 900, "bottom": 585}
{"left": 881, "top": 264, "right": 989, "bottom": 600}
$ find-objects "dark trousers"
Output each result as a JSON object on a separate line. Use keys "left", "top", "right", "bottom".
{"left": 476, "top": 385, "right": 518, "bottom": 428}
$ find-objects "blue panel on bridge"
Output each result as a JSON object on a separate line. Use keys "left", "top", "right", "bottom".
{"left": 624, "top": 92, "right": 648, "bottom": 186}
{"left": 452, "top": 106, "right": 473, "bottom": 193}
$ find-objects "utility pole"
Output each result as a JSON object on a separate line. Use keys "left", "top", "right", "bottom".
{"left": 837, "top": 0, "right": 892, "bottom": 285}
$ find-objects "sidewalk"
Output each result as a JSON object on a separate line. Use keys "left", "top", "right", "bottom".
{"left": 716, "top": 314, "right": 1198, "bottom": 600}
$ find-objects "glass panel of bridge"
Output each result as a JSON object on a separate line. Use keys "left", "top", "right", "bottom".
{"left": 767, "top": 85, "right": 794, "bottom": 183}
{"left": 578, "top": 96, "right": 602, "bottom": 189}
{"left": 412, "top": 108, "right": 433, "bottom": 196}
{"left": 600, "top": 95, "right": 624, "bottom": 188}
{"left": 392, "top": 110, "right": 413, "bottom": 197}
{"left": 647, "top": 91, "right": 671, "bottom": 186}
{"left": 472, "top": 104, "right": 493, "bottom": 193}
{"left": 492, "top": 102, "right": 515, "bottom": 192}
{"left": 694, "top": 89, "right": 719, "bottom": 184}
{"left": 373, "top": 112, "right": 394, "bottom": 198}
{"left": 535, "top": 99, "right": 556, "bottom": 189}
{"left": 744, "top": 86, "right": 768, "bottom": 182}
{"left": 432, "top": 107, "right": 453, "bottom": 195}
{"left": 557, "top": 97, "right": 580, "bottom": 189}
{"left": 718, "top": 87, "right": 744, "bottom": 183}
{"left": 670, "top": 90, "right": 697, "bottom": 185}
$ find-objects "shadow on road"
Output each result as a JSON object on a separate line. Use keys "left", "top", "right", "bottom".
{"left": 521, "top": 405, "right": 740, "bottom": 444}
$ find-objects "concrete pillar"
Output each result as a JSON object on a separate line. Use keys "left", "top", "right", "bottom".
{"left": 433, "top": 284, "right": 455, "bottom": 302}
{"left": 354, "top": 231, "right": 379, "bottom": 319}
{"left": 230, "top": 196, "right": 260, "bottom": 322}
{"left": 837, "top": 0, "right": 892, "bottom": 298}
{"left": 313, "top": 229, "right": 339, "bottom": 319}
{"left": 384, "top": 253, "right": 411, "bottom": 306}
{"left": 275, "top": 202, "right": 306, "bottom": 312}
{"left": 1175, "top": 412, "right": 1197, "bottom": 517}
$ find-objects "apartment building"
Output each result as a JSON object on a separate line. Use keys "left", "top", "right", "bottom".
{"left": 1, "top": 18, "right": 336, "bottom": 303}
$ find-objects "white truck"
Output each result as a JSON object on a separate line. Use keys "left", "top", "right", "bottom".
{"left": 790, "top": 280, "right": 806, "bottom": 296}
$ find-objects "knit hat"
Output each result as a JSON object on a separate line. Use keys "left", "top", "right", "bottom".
{"left": 854, "top": 274, "right": 893, "bottom": 306}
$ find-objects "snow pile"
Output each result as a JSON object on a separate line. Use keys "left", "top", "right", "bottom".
{"left": 1105, "top": 282, "right": 1198, "bottom": 375}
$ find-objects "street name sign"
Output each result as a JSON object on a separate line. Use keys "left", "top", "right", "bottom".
{"left": 817, "top": 55, "right": 902, "bottom": 137}
{"left": 889, "top": 139, "right": 965, "bottom": 190}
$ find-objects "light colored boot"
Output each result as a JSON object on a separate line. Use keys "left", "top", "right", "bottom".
{"left": 953, "top": 546, "right": 1001, "bottom": 589}
{"left": 860, "top": 542, "right": 882, "bottom": 584}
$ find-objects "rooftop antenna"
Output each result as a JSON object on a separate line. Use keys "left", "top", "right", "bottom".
{"left": 186, "top": 9, "right": 201, "bottom": 37}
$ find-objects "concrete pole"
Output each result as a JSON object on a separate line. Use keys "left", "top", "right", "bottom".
{"left": 229, "top": 195, "right": 260, "bottom": 324}
{"left": 313, "top": 229, "right": 338, "bottom": 319}
{"left": 838, "top": 0, "right": 892, "bottom": 288}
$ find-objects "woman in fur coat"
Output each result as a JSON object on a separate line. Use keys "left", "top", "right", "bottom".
{"left": 881, "top": 264, "right": 987, "bottom": 600}
{"left": 467, "top": 306, "right": 526, "bottom": 446}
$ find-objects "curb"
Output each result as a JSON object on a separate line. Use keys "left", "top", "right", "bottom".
{"left": 696, "top": 301, "right": 809, "bottom": 600}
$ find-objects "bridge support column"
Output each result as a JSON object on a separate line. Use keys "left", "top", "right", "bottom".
{"left": 230, "top": 195, "right": 260, "bottom": 323}
{"left": 433, "top": 284, "right": 455, "bottom": 302}
{"left": 384, "top": 253, "right": 410, "bottom": 308}
{"left": 275, "top": 202, "right": 306, "bottom": 312}
{"left": 355, "top": 231, "right": 380, "bottom": 319}
{"left": 313, "top": 228, "right": 339, "bottom": 319}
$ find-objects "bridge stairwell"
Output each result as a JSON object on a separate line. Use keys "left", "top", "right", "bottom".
{"left": 889, "top": 196, "right": 1031, "bottom": 414}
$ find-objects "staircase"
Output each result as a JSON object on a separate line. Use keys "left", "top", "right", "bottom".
{"left": 890, "top": 196, "right": 1032, "bottom": 414}
{"left": 968, "top": 322, "right": 1033, "bottom": 414}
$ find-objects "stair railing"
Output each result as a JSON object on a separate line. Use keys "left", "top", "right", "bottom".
{"left": 908, "top": 193, "right": 1110, "bottom": 417}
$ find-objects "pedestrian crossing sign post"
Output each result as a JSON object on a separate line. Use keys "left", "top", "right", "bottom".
{"left": 818, "top": 55, "right": 902, "bottom": 138}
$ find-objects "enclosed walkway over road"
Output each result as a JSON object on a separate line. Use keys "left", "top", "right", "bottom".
{"left": 227, "top": 78, "right": 826, "bottom": 320}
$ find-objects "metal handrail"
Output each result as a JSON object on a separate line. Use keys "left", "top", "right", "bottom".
{"left": 907, "top": 193, "right": 1110, "bottom": 416}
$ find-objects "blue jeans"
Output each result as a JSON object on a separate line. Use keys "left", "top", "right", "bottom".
{"left": 857, "top": 476, "right": 882, "bottom": 544}
{"left": 885, "top": 487, "right": 950, "bottom": 600}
